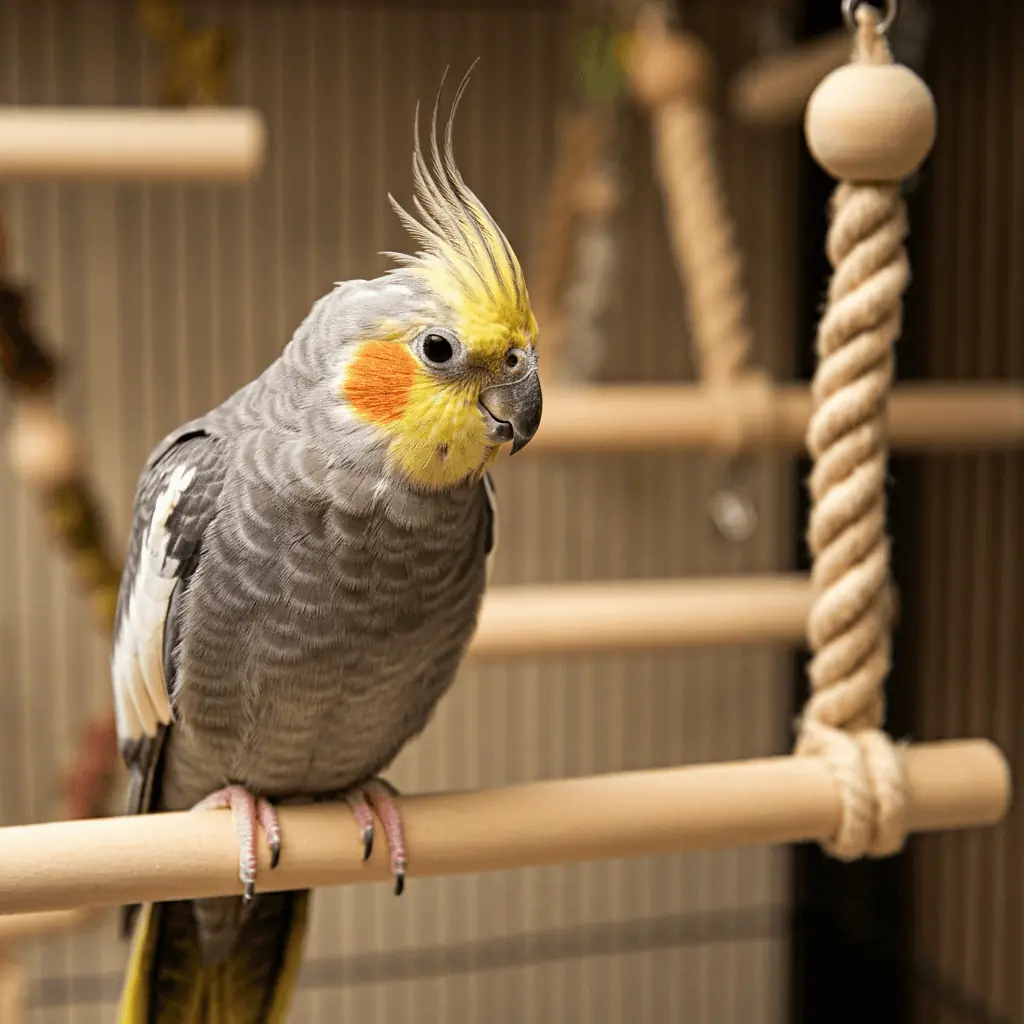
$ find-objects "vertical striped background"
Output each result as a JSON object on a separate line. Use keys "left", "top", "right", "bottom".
{"left": 0, "top": 1, "right": 800, "bottom": 1020}
{"left": 910, "top": 2, "right": 1023, "bottom": 1021}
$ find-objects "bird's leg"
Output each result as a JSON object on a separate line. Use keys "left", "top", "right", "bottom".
{"left": 191, "top": 784, "right": 281, "bottom": 901}
{"left": 344, "top": 777, "right": 407, "bottom": 896}
{"left": 344, "top": 792, "right": 376, "bottom": 862}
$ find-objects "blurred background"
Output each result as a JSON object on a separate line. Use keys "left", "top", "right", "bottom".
{"left": 0, "top": 0, "right": 1019, "bottom": 1021}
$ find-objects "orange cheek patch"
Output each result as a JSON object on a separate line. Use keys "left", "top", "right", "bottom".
{"left": 343, "top": 341, "right": 417, "bottom": 425}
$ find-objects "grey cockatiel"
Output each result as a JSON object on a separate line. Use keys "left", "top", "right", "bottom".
{"left": 112, "top": 72, "right": 542, "bottom": 1023}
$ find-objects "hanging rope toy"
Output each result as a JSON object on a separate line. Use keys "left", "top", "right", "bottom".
{"left": 795, "top": 0, "right": 936, "bottom": 859}
{"left": 0, "top": 214, "right": 125, "bottom": 633}
{"left": 621, "top": 4, "right": 775, "bottom": 541}
{"left": 623, "top": 5, "right": 751, "bottom": 390}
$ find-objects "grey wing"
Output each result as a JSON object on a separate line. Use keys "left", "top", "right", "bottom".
{"left": 112, "top": 428, "right": 228, "bottom": 937}
{"left": 111, "top": 428, "right": 228, "bottom": 801}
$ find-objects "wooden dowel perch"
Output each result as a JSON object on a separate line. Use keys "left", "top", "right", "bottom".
{"left": 519, "top": 383, "right": 1024, "bottom": 454}
{"left": 469, "top": 576, "right": 813, "bottom": 656}
{"left": 0, "top": 107, "right": 265, "bottom": 180}
{"left": 729, "top": 30, "right": 851, "bottom": 126}
{"left": 0, "top": 740, "right": 1008, "bottom": 916}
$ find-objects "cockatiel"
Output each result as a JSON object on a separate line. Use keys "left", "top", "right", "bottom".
{"left": 111, "top": 69, "right": 541, "bottom": 1023}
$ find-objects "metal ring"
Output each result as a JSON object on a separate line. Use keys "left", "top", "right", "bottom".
{"left": 842, "top": 0, "right": 898, "bottom": 35}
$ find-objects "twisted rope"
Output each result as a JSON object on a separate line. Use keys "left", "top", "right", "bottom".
{"left": 0, "top": 212, "right": 124, "bottom": 641}
{"left": 626, "top": 4, "right": 769, "bottom": 454}
{"left": 654, "top": 100, "right": 754, "bottom": 386}
{"left": 795, "top": 5, "right": 910, "bottom": 860}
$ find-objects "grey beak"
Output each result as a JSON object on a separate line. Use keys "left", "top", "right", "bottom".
{"left": 478, "top": 371, "right": 543, "bottom": 455}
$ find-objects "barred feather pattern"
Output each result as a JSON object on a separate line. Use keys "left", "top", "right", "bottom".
{"left": 112, "top": 277, "right": 496, "bottom": 980}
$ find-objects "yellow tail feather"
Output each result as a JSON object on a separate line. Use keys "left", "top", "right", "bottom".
{"left": 118, "top": 892, "right": 309, "bottom": 1024}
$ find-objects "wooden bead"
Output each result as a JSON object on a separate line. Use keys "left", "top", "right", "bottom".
{"left": 805, "top": 62, "right": 937, "bottom": 182}
{"left": 575, "top": 171, "right": 620, "bottom": 216}
{"left": 6, "top": 397, "right": 80, "bottom": 490}
{"left": 625, "top": 31, "right": 712, "bottom": 109}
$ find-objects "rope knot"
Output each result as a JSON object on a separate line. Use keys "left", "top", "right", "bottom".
{"left": 797, "top": 720, "right": 908, "bottom": 859}
{"left": 794, "top": 0, "right": 921, "bottom": 862}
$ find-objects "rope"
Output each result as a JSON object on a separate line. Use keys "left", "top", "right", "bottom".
{"left": 136, "top": 0, "right": 232, "bottom": 106}
{"left": 625, "top": 4, "right": 768, "bottom": 454}
{"left": 0, "top": 215, "right": 124, "bottom": 641}
{"left": 794, "top": 4, "right": 915, "bottom": 860}
{"left": 653, "top": 99, "right": 753, "bottom": 385}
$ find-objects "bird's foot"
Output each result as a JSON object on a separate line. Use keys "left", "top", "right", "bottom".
{"left": 343, "top": 777, "right": 407, "bottom": 896}
{"left": 191, "top": 784, "right": 281, "bottom": 902}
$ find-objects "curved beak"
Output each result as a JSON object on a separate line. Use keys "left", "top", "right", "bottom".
{"left": 478, "top": 371, "right": 543, "bottom": 455}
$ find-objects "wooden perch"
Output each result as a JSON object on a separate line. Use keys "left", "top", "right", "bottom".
{"left": 0, "top": 107, "right": 265, "bottom": 180}
{"left": 0, "top": 740, "right": 1008, "bottom": 916}
{"left": 729, "top": 30, "right": 852, "bottom": 126}
{"left": 38, "top": 571, "right": 816, "bottom": 868}
{"left": 519, "top": 383, "right": 1024, "bottom": 454}
{"left": 469, "top": 575, "right": 812, "bottom": 656}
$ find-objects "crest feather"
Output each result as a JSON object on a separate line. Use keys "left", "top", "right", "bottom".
{"left": 384, "top": 64, "right": 535, "bottom": 341}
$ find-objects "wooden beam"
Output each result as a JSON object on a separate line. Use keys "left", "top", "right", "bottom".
{"left": 469, "top": 576, "right": 812, "bottom": 658}
{"left": 516, "top": 383, "right": 1024, "bottom": 454}
{"left": 0, "top": 740, "right": 1008, "bottom": 916}
{"left": 0, "top": 107, "right": 265, "bottom": 181}
{"left": 729, "top": 30, "right": 851, "bottom": 126}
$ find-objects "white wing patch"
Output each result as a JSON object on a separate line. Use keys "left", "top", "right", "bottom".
{"left": 112, "top": 465, "right": 197, "bottom": 744}
{"left": 482, "top": 472, "right": 498, "bottom": 585}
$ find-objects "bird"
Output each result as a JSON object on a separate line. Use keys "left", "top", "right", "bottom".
{"left": 111, "top": 66, "right": 541, "bottom": 1023}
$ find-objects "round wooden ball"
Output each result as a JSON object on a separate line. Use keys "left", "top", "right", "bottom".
{"left": 7, "top": 399, "right": 80, "bottom": 490}
{"left": 805, "top": 62, "right": 937, "bottom": 182}
{"left": 625, "top": 32, "right": 712, "bottom": 109}
{"left": 576, "top": 171, "right": 619, "bottom": 216}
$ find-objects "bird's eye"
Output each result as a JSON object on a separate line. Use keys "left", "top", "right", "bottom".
{"left": 505, "top": 351, "right": 520, "bottom": 370}
{"left": 423, "top": 334, "right": 454, "bottom": 364}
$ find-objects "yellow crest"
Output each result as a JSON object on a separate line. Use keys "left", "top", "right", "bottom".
{"left": 385, "top": 65, "right": 538, "bottom": 358}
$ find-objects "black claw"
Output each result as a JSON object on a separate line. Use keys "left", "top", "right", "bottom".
{"left": 269, "top": 839, "right": 281, "bottom": 870}
{"left": 393, "top": 870, "right": 405, "bottom": 897}
{"left": 361, "top": 827, "right": 374, "bottom": 862}
{"left": 244, "top": 881, "right": 255, "bottom": 902}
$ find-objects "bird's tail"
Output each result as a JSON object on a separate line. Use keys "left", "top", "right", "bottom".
{"left": 117, "top": 891, "right": 309, "bottom": 1024}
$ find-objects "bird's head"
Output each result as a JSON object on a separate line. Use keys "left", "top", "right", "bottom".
{"left": 332, "top": 69, "right": 541, "bottom": 492}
